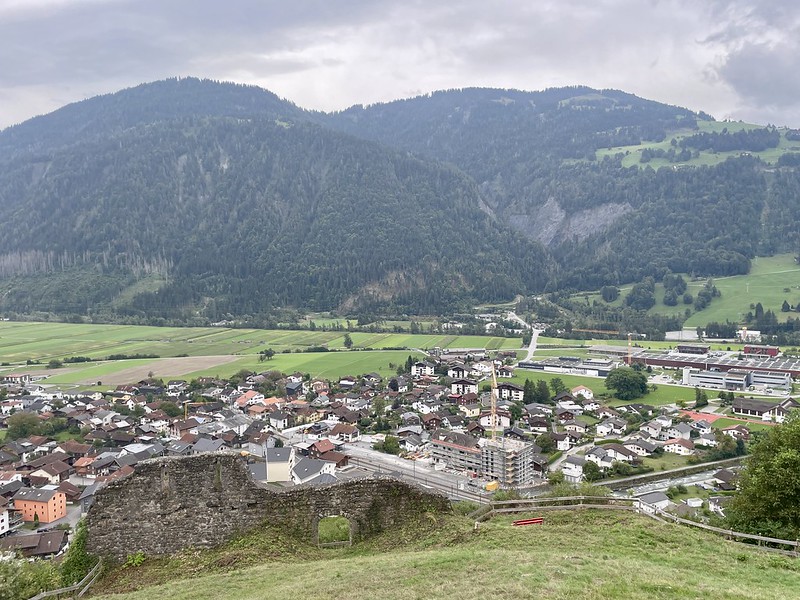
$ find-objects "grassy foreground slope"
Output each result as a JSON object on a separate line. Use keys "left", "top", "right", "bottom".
{"left": 92, "top": 511, "right": 799, "bottom": 600}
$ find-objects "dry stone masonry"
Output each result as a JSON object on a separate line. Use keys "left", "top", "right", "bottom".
{"left": 85, "top": 453, "right": 451, "bottom": 559}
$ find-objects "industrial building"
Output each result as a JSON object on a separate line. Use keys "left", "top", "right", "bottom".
{"left": 518, "top": 357, "right": 615, "bottom": 377}
{"left": 749, "top": 370, "right": 793, "bottom": 389}
{"left": 625, "top": 350, "right": 800, "bottom": 378}
{"left": 743, "top": 344, "right": 780, "bottom": 357}
{"left": 682, "top": 368, "right": 748, "bottom": 390}
{"left": 682, "top": 367, "right": 792, "bottom": 390}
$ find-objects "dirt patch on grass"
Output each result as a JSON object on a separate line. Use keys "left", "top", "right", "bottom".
{"left": 78, "top": 355, "right": 241, "bottom": 386}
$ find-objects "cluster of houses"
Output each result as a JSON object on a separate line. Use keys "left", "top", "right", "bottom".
{"left": 0, "top": 346, "right": 779, "bottom": 557}
{"left": 0, "top": 352, "right": 524, "bottom": 553}
{"left": 556, "top": 405, "right": 754, "bottom": 484}
{"left": 634, "top": 468, "right": 738, "bottom": 521}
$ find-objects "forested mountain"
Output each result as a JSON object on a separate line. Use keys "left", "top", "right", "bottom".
{"left": 0, "top": 78, "right": 799, "bottom": 322}
{"left": 322, "top": 88, "right": 800, "bottom": 287}
{"left": 0, "top": 81, "right": 554, "bottom": 320}
{"left": 0, "top": 78, "right": 305, "bottom": 160}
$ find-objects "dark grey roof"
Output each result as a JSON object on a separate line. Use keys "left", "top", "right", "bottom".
{"left": 166, "top": 440, "right": 192, "bottom": 454}
{"left": 292, "top": 457, "right": 327, "bottom": 480}
{"left": 638, "top": 491, "right": 670, "bottom": 505}
{"left": 14, "top": 486, "right": 59, "bottom": 502}
{"left": 191, "top": 438, "right": 226, "bottom": 453}
{"left": 625, "top": 439, "right": 657, "bottom": 452}
{"left": 304, "top": 473, "right": 338, "bottom": 486}
{"left": 430, "top": 429, "right": 479, "bottom": 449}
{"left": 265, "top": 447, "right": 292, "bottom": 463}
{"left": 0, "top": 480, "right": 24, "bottom": 496}
{"left": 78, "top": 481, "right": 105, "bottom": 501}
{"left": 248, "top": 463, "right": 267, "bottom": 480}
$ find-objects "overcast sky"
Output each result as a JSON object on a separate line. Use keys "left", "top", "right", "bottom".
{"left": 1, "top": 0, "right": 799, "bottom": 129}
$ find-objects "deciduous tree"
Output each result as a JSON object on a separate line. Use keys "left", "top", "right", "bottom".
{"left": 726, "top": 413, "right": 800, "bottom": 540}
{"left": 605, "top": 367, "right": 649, "bottom": 400}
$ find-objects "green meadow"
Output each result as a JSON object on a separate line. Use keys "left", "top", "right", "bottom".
{"left": 0, "top": 321, "right": 521, "bottom": 364}
{"left": 577, "top": 253, "right": 800, "bottom": 328}
{"left": 595, "top": 121, "right": 800, "bottom": 169}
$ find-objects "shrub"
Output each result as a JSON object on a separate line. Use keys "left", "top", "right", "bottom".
{"left": 123, "top": 551, "right": 146, "bottom": 568}
{"left": 60, "top": 521, "right": 98, "bottom": 585}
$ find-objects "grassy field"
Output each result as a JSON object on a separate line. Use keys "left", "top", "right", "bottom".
{"left": 0, "top": 321, "right": 524, "bottom": 387}
{"left": 683, "top": 254, "right": 800, "bottom": 327}
{"left": 595, "top": 121, "right": 800, "bottom": 169}
{"left": 512, "top": 370, "right": 696, "bottom": 406}
{"left": 318, "top": 516, "right": 351, "bottom": 544}
{"left": 28, "top": 350, "right": 425, "bottom": 388}
{"left": 0, "top": 321, "right": 521, "bottom": 364}
{"left": 642, "top": 453, "right": 693, "bottom": 471}
{"left": 577, "top": 253, "right": 800, "bottom": 328}
{"left": 91, "top": 510, "right": 800, "bottom": 600}
{"left": 710, "top": 417, "right": 775, "bottom": 433}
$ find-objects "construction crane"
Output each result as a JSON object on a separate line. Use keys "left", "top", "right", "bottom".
{"left": 490, "top": 363, "right": 499, "bottom": 441}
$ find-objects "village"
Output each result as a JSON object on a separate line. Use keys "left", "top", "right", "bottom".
{"left": 2, "top": 333, "right": 797, "bottom": 564}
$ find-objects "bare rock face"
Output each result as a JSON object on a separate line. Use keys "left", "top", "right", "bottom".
{"left": 508, "top": 198, "right": 633, "bottom": 247}
{"left": 85, "top": 453, "right": 451, "bottom": 560}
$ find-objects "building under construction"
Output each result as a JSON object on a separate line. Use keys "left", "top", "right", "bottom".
{"left": 480, "top": 437, "right": 544, "bottom": 487}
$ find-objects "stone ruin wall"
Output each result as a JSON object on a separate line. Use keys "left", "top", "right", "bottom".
{"left": 85, "top": 452, "right": 451, "bottom": 559}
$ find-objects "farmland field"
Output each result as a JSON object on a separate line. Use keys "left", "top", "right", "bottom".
{"left": 0, "top": 321, "right": 522, "bottom": 388}
{"left": 20, "top": 350, "right": 427, "bottom": 388}
{"left": 0, "top": 321, "right": 522, "bottom": 364}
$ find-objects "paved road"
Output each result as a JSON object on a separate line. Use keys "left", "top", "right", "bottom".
{"left": 619, "top": 469, "right": 720, "bottom": 497}
{"left": 282, "top": 427, "right": 491, "bottom": 501}
{"left": 507, "top": 311, "right": 544, "bottom": 362}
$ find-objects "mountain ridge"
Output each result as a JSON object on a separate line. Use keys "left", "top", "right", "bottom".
{"left": 0, "top": 78, "right": 798, "bottom": 322}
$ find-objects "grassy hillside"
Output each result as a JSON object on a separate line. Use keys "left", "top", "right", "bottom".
{"left": 577, "top": 253, "right": 800, "bottom": 327}
{"left": 595, "top": 121, "right": 800, "bottom": 168}
{"left": 90, "top": 510, "right": 800, "bottom": 600}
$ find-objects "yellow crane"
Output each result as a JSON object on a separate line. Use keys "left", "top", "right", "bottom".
{"left": 490, "top": 362, "right": 499, "bottom": 441}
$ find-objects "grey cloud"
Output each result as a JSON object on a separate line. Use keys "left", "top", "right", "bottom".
{"left": 718, "top": 40, "right": 800, "bottom": 108}
{"left": 1, "top": 0, "right": 800, "bottom": 128}
{"left": 0, "top": 0, "right": 385, "bottom": 86}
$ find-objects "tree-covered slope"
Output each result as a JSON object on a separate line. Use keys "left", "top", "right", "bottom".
{"left": 1, "top": 79, "right": 800, "bottom": 321}
{"left": 0, "top": 77, "right": 305, "bottom": 160}
{"left": 0, "top": 107, "right": 554, "bottom": 319}
{"left": 324, "top": 87, "right": 800, "bottom": 288}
